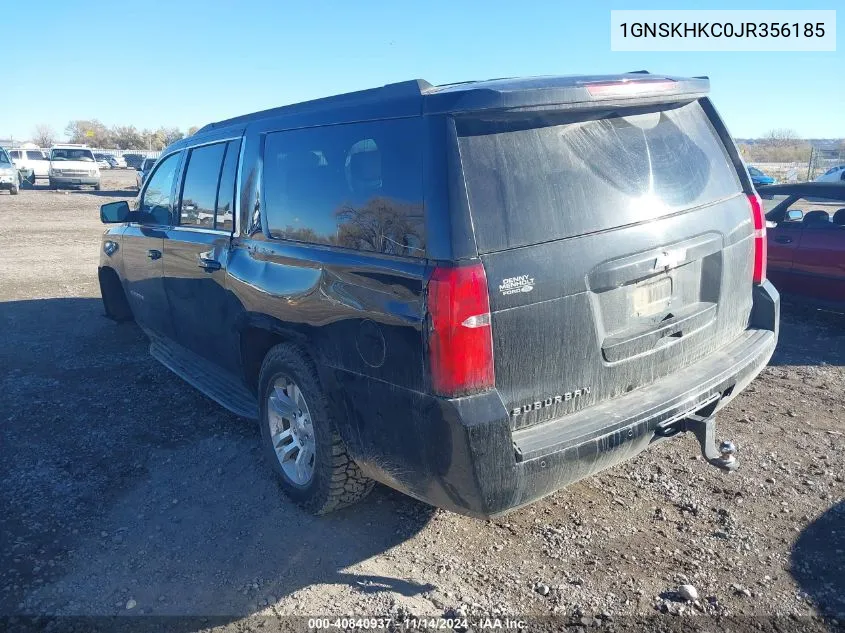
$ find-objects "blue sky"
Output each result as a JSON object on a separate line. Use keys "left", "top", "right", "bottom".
{"left": 4, "top": 0, "right": 842, "bottom": 141}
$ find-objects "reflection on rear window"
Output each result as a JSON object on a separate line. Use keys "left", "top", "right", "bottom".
{"left": 456, "top": 100, "right": 741, "bottom": 253}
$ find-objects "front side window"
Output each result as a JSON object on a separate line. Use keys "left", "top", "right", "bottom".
{"left": 26, "top": 151, "right": 45, "bottom": 160}
{"left": 262, "top": 118, "right": 424, "bottom": 257}
{"left": 139, "top": 152, "right": 181, "bottom": 225}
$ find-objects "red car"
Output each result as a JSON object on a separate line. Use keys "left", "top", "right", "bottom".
{"left": 761, "top": 182, "right": 845, "bottom": 310}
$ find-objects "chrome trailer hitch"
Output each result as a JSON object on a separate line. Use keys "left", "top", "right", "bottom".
{"left": 655, "top": 413, "right": 738, "bottom": 472}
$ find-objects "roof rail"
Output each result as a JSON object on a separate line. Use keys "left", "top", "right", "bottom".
{"left": 197, "top": 79, "right": 433, "bottom": 134}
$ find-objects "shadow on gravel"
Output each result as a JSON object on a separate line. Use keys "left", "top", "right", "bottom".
{"left": 21, "top": 182, "right": 136, "bottom": 197}
{"left": 769, "top": 301, "right": 844, "bottom": 367}
{"left": 790, "top": 501, "right": 845, "bottom": 619}
{"left": 0, "top": 297, "right": 436, "bottom": 626}
{"left": 67, "top": 189, "right": 137, "bottom": 197}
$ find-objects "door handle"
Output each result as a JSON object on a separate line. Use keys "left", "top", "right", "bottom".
{"left": 774, "top": 236, "right": 793, "bottom": 244}
{"left": 147, "top": 249, "right": 162, "bottom": 260}
{"left": 198, "top": 257, "right": 222, "bottom": 272}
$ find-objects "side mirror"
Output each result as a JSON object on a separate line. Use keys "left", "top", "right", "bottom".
{"left": 100, "top": 201, "right": 131, "bottom": 224}
{"left": 765, "top": 220, "right": 777, "bottom": 229}
{"left": 787, "top": 209, "right": 804, "bottom": 222}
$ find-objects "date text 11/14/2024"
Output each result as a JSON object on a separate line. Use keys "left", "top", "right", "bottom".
{"left": 307, "top": 617, "right": 527, "bottom": 629}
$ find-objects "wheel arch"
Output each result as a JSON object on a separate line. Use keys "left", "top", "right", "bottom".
{"left": 236, "top": 313, "right": 313, "bottom": 396}
{"left": 98, "top": 265, "right": 133, "bottom": 322}
{"left": 236, "top": 313, "right": 360, "bottom": 463}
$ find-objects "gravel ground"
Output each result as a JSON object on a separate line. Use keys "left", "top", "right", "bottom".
{"left": 1, "top": 171, "right": 843, "bottom": 631}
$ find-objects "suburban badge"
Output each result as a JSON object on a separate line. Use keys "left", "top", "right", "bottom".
{"left": 511, "top": 387, "right": 592, "bottom": 416}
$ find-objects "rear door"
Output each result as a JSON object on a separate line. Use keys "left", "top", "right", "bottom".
{"left": 122, "top": 151, "right": 183, "bottom": 338}
{"left": 162, "top": 139, "right": 241, "bottom": 371}
{"left": 454, "top": 99, "right": 756, "bottom": 430}
{"left": 793, "top": 213, "right": 845, "bottom": 303}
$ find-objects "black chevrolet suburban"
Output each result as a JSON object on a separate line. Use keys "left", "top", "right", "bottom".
{"left": 98, "top": 74, "right": 779, "bottom": 518}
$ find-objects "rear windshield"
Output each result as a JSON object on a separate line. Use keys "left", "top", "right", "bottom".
{"left": 456, "top": 100, "right": 741, "bottom": 253}
{"left": 51, "top": 149, "right": 95, "bottom": 162}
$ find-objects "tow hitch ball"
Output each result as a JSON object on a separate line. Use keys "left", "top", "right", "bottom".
{"left": 656, "top": 415, "right": 738, "bottom": 472}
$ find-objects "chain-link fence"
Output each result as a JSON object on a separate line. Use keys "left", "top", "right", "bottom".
{"left": 749, "top": 148, "right": 844, "bottom": 183}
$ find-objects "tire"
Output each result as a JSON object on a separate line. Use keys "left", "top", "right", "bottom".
{"left": 10, "top": 181, "right": 18, "bottom": 195}
{"left": 94, "top": 183, "right": 101, "bottom": 191}
{"left": 258, "top": 343, "right": 374, "bottom": 514}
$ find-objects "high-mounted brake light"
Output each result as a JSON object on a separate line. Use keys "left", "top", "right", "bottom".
{"left": 427, "top": 263, "right": 495, "bottom": 397}
{"left": 585, "top": 79, "right": 676, "bottom": 97}
{"left": 748, "top": 193, "right": 767, "bottom": 284}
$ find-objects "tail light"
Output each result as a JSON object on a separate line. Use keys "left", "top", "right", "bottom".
{"left": 748, "top": 193, "right": 767, "bottom": 284}
{"left": 427, "top": 263, "right": 495, "bottom": 397}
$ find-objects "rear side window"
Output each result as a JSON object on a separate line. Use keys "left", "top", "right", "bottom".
{"left": 180, "top": 143, "right": 227, "bottom": 229}
{"left": 215, "top": 140, "right": 240, "bottom": 232}
{"left": 456, "top": 100, "right": 742, "bottom": 253}
{"left": 26, "top": 151, "right": 45, "bottom": 160}
{"left": 178, "top": 140, "right": 240, "bottom": 231}
{"left": 262, "top": 118, "right": 425, "bottom": 257}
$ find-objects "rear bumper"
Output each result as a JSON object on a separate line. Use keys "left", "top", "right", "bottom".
{"left": 342, "top": 282, "right": 779, "bottom": 518}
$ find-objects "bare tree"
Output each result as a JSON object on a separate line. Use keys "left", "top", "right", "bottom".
{"left": 762, "top": 129, "right": 800, "bottom": 148}
{"left": 187, "top": 126, "right": 200, "bottom": 137}
{"left": 32, "top": 124, "right": 57, "bottom": 147}
{"left": 160, "top": 127, "right": 184, "bottom": 146}
{"left": 111, "top": 125, "right": 144, "bottom": 150}
{"left": 65, "top": 120, "right": 113, "bottom": 147}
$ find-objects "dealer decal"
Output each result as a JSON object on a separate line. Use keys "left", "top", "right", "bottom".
{"left": 499, "top": 274, "right": 534, "bottom": 296}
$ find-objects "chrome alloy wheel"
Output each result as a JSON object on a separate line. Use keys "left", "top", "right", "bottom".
{"left": 267, "top": 375, "right": 316, "bottom": 486}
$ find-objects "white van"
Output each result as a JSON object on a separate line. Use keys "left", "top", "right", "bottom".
{"left": 49, "top": 145, "right": 101, "bottom": 190}
{"left": 8, "top": 147, "right": 50, "bottom": 179}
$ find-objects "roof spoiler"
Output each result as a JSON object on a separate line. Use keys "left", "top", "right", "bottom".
{"left": 424, "top": 74, "right": 711, "bottom": 115}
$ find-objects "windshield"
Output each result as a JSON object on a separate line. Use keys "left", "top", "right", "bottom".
{"left": 51, "top": 148, "right": 95, "bottom": 162}
{"left": 143, "top": 159, "right": 156, "bottom": 170}
{"left": 0, "top": 150, "right": 11, "bottom": 166}
{"left": 456, "top": 100, "right": 742, "bottom": 252}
